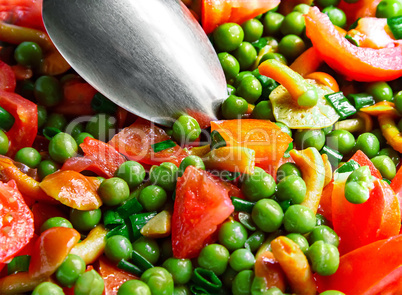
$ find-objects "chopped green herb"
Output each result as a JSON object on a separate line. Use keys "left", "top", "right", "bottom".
{"left": 325, "top": 92, "right": 356, "bottom": 120}
{"left": 151, "top": 139, "right": 177, "bottom": 153}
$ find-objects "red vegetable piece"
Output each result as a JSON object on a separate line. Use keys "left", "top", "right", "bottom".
{"left": 0, "top": 0, "right": 45, "bottom": 31}
{"left": 31, "top": 202, "right": 68, "bottom": 234}
{"left": 0, "top": 90, "right": 38, "bottom": 157}
{"left": 316, "top": 234, "right": 402, "bottom": 294}
{"left": 202, "top": 0, "right": 280, "bottom": 34}
{"left": 109, "top": 118, "right": 188, "bottom": 167}
{"left": 0, "top": 180, "right": 34, "bottom": 263}
{"left": 172, "top": 166, "right": 235, "bottom": 258}
{"left": 391, "top": 165, "right": 402, "bottom": 217}
{"left": 338, "top": 0, "right": 382, "bottom": 25}
{"left": 0, "top": 60, "right": 16, "bottom": 92}
{"left": 349, "top": 150, "right": 382, "bottom": 179}
{"left": 305, "top": 7, "right": 402, "bottom": 82}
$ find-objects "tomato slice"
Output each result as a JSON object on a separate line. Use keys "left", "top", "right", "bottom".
{"left": 0, "top": 60, "right": 16, "bottom": 92}
{"left": 0, "top": 180, "right": 34, "bottom": 263}
{"left": 109, "top": 118, "right": 188, "bottom": 167}
{"left": 0, "top": 0, "right": 45, "bottom": 31}
{"left": 172, "top": 166, "right": 235, "bottom": 258}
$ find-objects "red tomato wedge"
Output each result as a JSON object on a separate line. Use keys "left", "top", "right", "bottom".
{"left": 0, "top": 60, "right": 16, "bottom": 92}
{"left": 202, "top": 0, "right": 280, "bottom": 34}
{"left": 0, "top": 180, "right": 34, "bottom": 263}
{"left": 316, "top": 234, "right": 402, "bottom": 294}
{"left": 0, "top": 90, "right": 38, "bottom": 157}
{"left": 0, "top": 0, "right": 44, "bottom": 31}
{"left": 391, "top": 165, "right": 402, "bottom": 217}
{"left": 62, "top": 137, "right": 126, "bottom": 178}
{"left": 98, "top": 255, "right": 139, "bottom": 295}
{"left": 305, "top": 7, "right": 402, "bottom": 82}
{"left": 332, "top": 178, "right": 400, "bottom": 255}
{"left": 109, "top": 119, "right": 188, "bottom": 167}
{"left": 172, "top": 166, "right": 235, "bottom": 258}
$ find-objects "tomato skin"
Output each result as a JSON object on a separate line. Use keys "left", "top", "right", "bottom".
{"left": 0, "top": 180, "right": 34, "bottom": 263}
{"left": 0, "top": 0, "right": 45, "bottom": 31}
{"left": 172, "top": 166, "right": 235, "bottom": 258}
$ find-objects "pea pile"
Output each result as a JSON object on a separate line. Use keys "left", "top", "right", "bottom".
{"left": 0, "top": 0, "right": 402, "bottom": 294}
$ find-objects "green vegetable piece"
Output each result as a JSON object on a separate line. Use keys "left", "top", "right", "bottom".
{"left": 40, "top": 217, "right": 72, "bottom": 233}
{"left": 74, "top": 269, "right": 105, "bottom": 295}
{"left": 91, "top": 92, "right": 117, "bottom": 114}
{"left": 7, "top": 255, "right": 30, "bottom": 275}
{"left": 14, "top": 147, "right": 41, "bottom": 168}
{"left": 321, "top": 145, "right": 343, "bottom": 167}
{"left": 283, "top": 205, "right": 316, "bottom": 234}
{"left": 0, "top": 130, "right": 9, "bottom": 155}
{"left": 388, "top": 16, "right": 402, "bottom": 39}
{"left": 55, "top": 254, "right": 85, "bottom": 287}
{"left": 286, "top": 233, "right": 309, "bottom": 253}
{"left": 309, "top": 225, "right": 340, "bottom": 247}
{"left": 69, "top": 208, "right": 102, "bottom": 232}
{"left": 104, "top": 235, "right": 133, "bottom": 263}
{"left": 335, "top": 159, "right": 360, "bottom": 174}
{"left": 191, "top": 267, "right": 223, "bottom": 293}
{"left": 324, "top": 92, "right": 356, "bottom": 120}
{"left": 241, "top": 167, "right": 276, "bottom": 201}
{"left": 218, "top": 220, "right": 248, "bottom": 251}
{"left": 232, "top": 270, "right": 254, "bottom": 295}
{"left": 347, "top": 93, "right": 375, "bottom": 110}
{"left": 0, "top": 106, "right": 15, "bottom": 131}
{"left": 162, "top": 258, "right": 193, "bottom": 285}
{"left": 229, "top": 248, "right": 255, "bottom": 272}
{"left": 306, "top": 241, "right": 340, "bottom": 276}
{"left": 117, "top": 280, "right": 151, "bottom": 295}
{"left": 252, "top": 199, "right": 284, "bottom": 232}
{"left": 32, "top": 282, "right": 64, "bottom": 295}
{"left": 141, "top": 267, "right": 174, "bottom": 295}
{"left": 371, "top": 155, "right": 397, "bottom": 180}
{"left": 98, "top": 177, "right": 130, "bottom": 206}
{"left": 152, "top": 140, "right": 177, "bottom": 153}
{"left": 132, "top": 236, "right": 160, "bottom": 265}
{"left": 198, "top": 244, "right": 230, "bottom": 276}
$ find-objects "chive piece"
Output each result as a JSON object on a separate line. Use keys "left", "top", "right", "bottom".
{"left": 191, "top": 267, "right": 222, "bottom": 293}
{"left": 383, "top": 178, "right": 391, "bottom": 185}
{"left": 278, "top": 199, "right": 292, "bottom": 213}
{"left": 210, "top": 130, "right": 226, "bottom": 150}
{"left": 106, "top": 224, "right": 130, "bottom": 239}
{"left": 349, "top": 17, "right": 361, "bottom": 30}
{"left": 190, "top": 285, "right": 211, "bottom": 295}
{"left": 238, "top": 212, "right": 257, "bottom": 231}
{"left": 129, "top": 212, "right": 158, "bottom": 240}
{"left": 7, "top": 255, "right": 30, "bottom": 275}
{"left": 116, "top": 198, "right": 143, "bottom": 219}
{"left": 91, "top": 93, "right": 118, "bottom": 114}
{"left": 347, "top": 93, "right": 375, "bottom": 110}
{"left": 251, "top": 38, "right": 268, "bottom": 51}
{"left": 222, "top": 171, "right": 241, "bottom": 181}
{"left": 151, "top": 140, "right": 177, "bottom": 153}
{"left": 131, "top": 250, "right": 154, "bottom": 271}
{"left": 345, "top": 35, "right": 359, "bottom": 46}
{"left": 388, "top": 16, "right": 402, "bottom": 40}
{"left": 321, "top": 145, "right": 343, "bottom": 167}
{"left": 42, "top": 127, "right": 61, "bottom": 140}
{"left": 335, "top": 159, "right": 360, "bottom": 174}
{"left": 325, "top": 92, "right": 356, "bottom": 120}
{"left": 231, "top": 197, "right": 255, "bottom": 213}
{"left": 0, "top": 106, "right": 15, "bottom": 131}
{"left": 254, "top": 74, "right": 279, "bottom": 100}
{"left": 103, "top": 210, "right": 125, "bottom": 230}
{"left": 284, "top": 142, "right": 293, "bottom": 158}
{"left": 117, "top": 259, "right": 143, "bottom": 276}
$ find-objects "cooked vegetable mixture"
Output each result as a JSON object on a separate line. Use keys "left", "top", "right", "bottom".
{"left": 0, "top": 0, "right": 402, "bottom": 294}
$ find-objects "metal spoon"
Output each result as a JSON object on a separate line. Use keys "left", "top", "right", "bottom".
{"left": 42, "top": 0, "right": 227, "bottom": 127}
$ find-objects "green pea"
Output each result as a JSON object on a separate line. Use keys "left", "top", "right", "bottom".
{"left": 284, "top": 205, "right": 316, "bottom": 234}
{"left": 32, "top": 282, "right": 64, "bottom": 295}
{"left": 55, "top": 254, "right": 86, "bottom": 287}
{"left": 118, "top": 280, "right": 151, "bottom": 295}
{"left": 371, "top": 155, "right": 396, "bottom": 180}
{"left": 242, "top": 19, "right": 264, "bottom": 42}
{"left": 34, "top": 76, "right": 62, "bottom": 107}
{"left": 322, "top": 7, "right": 347, "bottom": 28}
{"left": 326, "top": 130, "right": 355, "bottom": 155}
{"left": 371, "top": 128, "right": 387, "bottom": 148}
{"left": 278, "top": 34, "right": 306, "bottom": 61}
{"left": 198, "top": 244, "right": 230, "bottom": 276}
{"left": 233, "top": 42, "right": 257, "bottom": 71}
{"left": 159, "top": 238, "right": 173, "bottom": 262}
{"left": 222, "top": 94, "right": 248, "bottom": 119}
{"left": 115, "top": 161, "right": 146, "bottom": 189}
{"left": 104, "top": 235, "right": 133, "bottom": 263}
{"left": 37, "top": 105, "right": 47, "bottom": 128}
{"left": 252, "top": 100, "right": 275, "bottom": 120}
{"left": 376, "top": 0, "right": 402, "bottom": 18}
{"left": 98, "top": 177, "right": 130, "bottom": 206}
{"left": 378, "top": 147, "right": 400, "bottom": 166}
{"left": 74, "top": 269, "right": 105, "bottom": 295}
{"left": 172, "top": 115, "right": 201, "bottom": 143}
{"left": 75, "top": 132, "right": 94, "bottom": 147}
{"left": 0, "top": 106, "right": 14, "bottom": 131}
{"left": 252, "top": 199, "right": 284, "bottom": 232}
{"left": 178, "top": 155, "right": 205, "bottom": 176}
{"left": 276, "top": 175, "right": 307, "bottom": 204}
{"left": 227, "top": 84, "right": 236, "bottom": 95}
{"left": 229, "top": 248, "right": 255, "bottom": 272}
{"left": 276, "top": 162, "right": 302, "bottom": 182}
{"left": 367, "top": 81, "right": 393, "bottom": 102}
{"left": 48, "top": 132, "right": 78, "bottom": 163}
{"left": 354, "top": 132, "right": 380, "bottom": 159}
{"left": 306, "top": 241, "right": 340, "bottom": 276}
{"left": 344, "top": 166, "right": 372, "bottom": 204}
{"left": 140, "top": 267, "right": 174, "bottom": 295}
{"left": 218, "top": 220, "right": 248, "bottom": 251}
{"left": 221, "top": 266, "right": 238, "bottom": 289}
{"left": 395, "top": 91, "right": 402, "bottom": 113}
{"left": 44, "top": 113, "right": 67, "bottom": 131}
{"left": 233, "top": 71, "right": 254, "bottom": 88}
{"left": 251, "top": 277, "right": 284, "bottom": 294}
{"left": 162, "top": 258, "right": 192, "bottom": 285}
{"left": 286, "top": 233, "right": 309, "bottom": 253}
{"left": 213, "top": 23, "right": 244, "bottom": 52}
{"left": 232, "top": 270, "right": 254, "bottom": 295}
{"left": 280, "top": 11, "right": 305, "bottom": 36}
{"left": 0, "top": 130, "right": 9, "bottom": 155}
{"left": 245, "top": 230, "right": 265, "bottom": 252}
{"left": 40, "top": 217, "right": 72, "bottom": 233}
{"left": 218, "top": 52, "right": 240, "bottom": 81}
{"left": 295, "top": 129, "right": 325, "bottom": 151}
{"left": 263, "top": 12, "right": 285, "bottom": 36}
{"left": 259, "top": 52, "right": 288, "bottom": 65}
{"left": 293, "top": 3, "right": 311, "bottom": 14}
{"left": 66, "top": 122, "right": 85, "bottom": 139}
{"left": 149, "top": 162, "right": 178, "bottom": 191}
{"left": 70, "top": 208, "right": 102, "bottom": 232}
{"left": 14, "top": 147, "right": 41, "bottom": 168}
{"left": 85, "top": 114, "right": 116, "bottom": 141}
{"left": 132, "top": 237, "right": 160, "bottom": 265}
{"left": 236, "top": 75, "right": 262, "bottom": 104}
{"left": 173, "top": 285, "right": 191, "bottom": 295}
{"left": 241, "top": 167, "right": 276, "bottom": 201}
{"left": 308, "top": 225, "right": 339, "bottom": 247}
{"left": 298, "top": 89, "right": 319, "bottom": 107}
{"left": 14, "top": 41, "right": 43, "bottom": 67}
{"left": 37, "top": 159, "right": 59, "bottom": 180}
